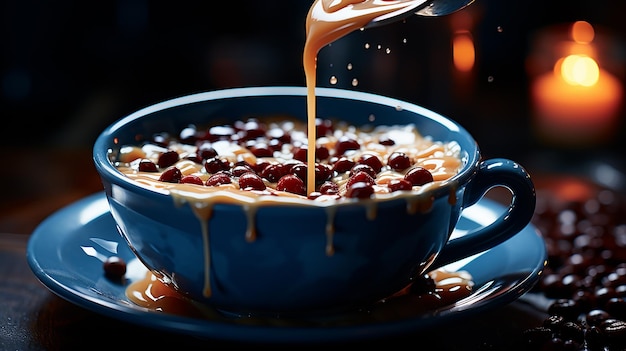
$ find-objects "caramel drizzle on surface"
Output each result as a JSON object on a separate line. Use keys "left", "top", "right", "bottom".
{"left": 126, "top": 266, "right": 474, "bottom": 322}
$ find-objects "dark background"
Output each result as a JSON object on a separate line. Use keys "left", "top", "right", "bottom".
{"left": 1, "top": 0, "right": 625, "bottom": 231}
{"left": 1, "top": 3, "right": 625, "bottom": 349}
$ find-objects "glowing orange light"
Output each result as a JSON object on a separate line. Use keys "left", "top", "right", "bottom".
{"left": 556, "top": 54, "right": 600, "bottom": 87}
{"left": 453, "top": 30, "right": 475, "bottom": 72}
{"left": 531, "top": 21, "right": 622, "bottom": 145}
{"left": 571, "top": 20, "right": 594, "bottom": 44}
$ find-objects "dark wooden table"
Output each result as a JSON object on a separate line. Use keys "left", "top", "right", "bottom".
{"left": 3, "top": 147, "right": 615, "bottom": 350}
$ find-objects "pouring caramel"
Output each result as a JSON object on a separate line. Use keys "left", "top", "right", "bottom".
{"left": 304, "top": 0, "right": 426, "bottom": 195}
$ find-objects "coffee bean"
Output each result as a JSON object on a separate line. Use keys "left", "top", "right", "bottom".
{"left": 522, "top": 182, "right": 626, "bottom": 350}
{"left": 103, "top": 256, "right": 127, "bottom": 280}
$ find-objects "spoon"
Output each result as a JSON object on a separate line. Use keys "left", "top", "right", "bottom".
{"left": 365, "top": 0, "right": 476, "bottom": 29}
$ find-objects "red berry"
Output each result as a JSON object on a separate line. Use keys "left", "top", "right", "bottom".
{"left": 315, "top": 163, "right": 332, "bottom": 183}
{"left": 138, "top": 159, "right": 158, "bottom": 172}
{"left": 159, "top": 167, "right": 182, "bottom": 183}
{"left": 315, "top": 118, "right": 334, "bottom": 137}
{"left": 157, "top": 150, "right": 180, "bottom": 168}
{"left": 315, "top": 145, "right": 330, "bottom": 160}
{"left": 346, "top": 170, "right": 375, "bottom": 188}
{"left": 332, "top": 157, "right": 355, "bottom": 173}
{"left": 345, "top": 182, "right": 374, "bottom": 199}
{"left": 260, "top": 163, "right": 289, "bottom": 183}
{"left": 388, "top": 178, "right": 413, "bottom": 192}
{"left": 404, "top": 167, "right": 434, "bottom": 186}
{"left": 292, "top": 146, "right": 308, "bottom": 162}
{"left": 181, "top": 175, "right": 204, "bottom": 185}
{"left": 319, "top": 181, "right": 339, "bottom": 195}
{"left": 248, "top": 142, "right": 273, "bottom": 157}
{"left": 253, "top": 160, "right": 271, "bottom": 173}
{"left": 358, "top": 153, "right": 383, "bottom": 173}
{"left": 239, "top": 172, "right": 266, "bottom": 191}
{"left": 206, "top": 172, "right": 232, "bottom": 186}
{"left": 276, "top": 174, "right": 306, "bottom": 195}
{"left": 387, "top": 152, "right": 411, "bottom": 171}
{"left": 290, "top": 163, "right": 308, "bottom": 181}
{"left": 232, "top": 164, "right": 255, "bottom": 177}
{"left": 335, "top": 136, "right": 360, "bottom": 156}
{"left": 204, "top": 157, "right": 230, "bottom": 173}
{"left": 378, "top": 135, "right": 395, "bottom": 146}
{"left": 349, "top": 164, "right": 376, "bottom": 179}
{"left": 197, "top": 142, "right": 218, "bottom": 160}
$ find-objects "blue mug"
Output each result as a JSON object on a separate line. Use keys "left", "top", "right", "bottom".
{"left": 93, "top": 86, "right": 536, "bottom": 316}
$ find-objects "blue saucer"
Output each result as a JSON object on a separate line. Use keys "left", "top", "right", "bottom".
{"left": 27, "top": 192, "right": 546, "bottom": 344}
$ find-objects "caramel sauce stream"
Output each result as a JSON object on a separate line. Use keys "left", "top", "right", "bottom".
{"left": 304, "top": 0, "right": 425, "bottom": 195}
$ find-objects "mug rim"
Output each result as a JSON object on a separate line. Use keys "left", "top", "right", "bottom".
{"left": 93, "top": 86, "right": 480, "bottom": 207}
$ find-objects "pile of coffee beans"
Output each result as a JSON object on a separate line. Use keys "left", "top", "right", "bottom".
{"left": 521, "top": 178, "right": 626, "bottom": 350}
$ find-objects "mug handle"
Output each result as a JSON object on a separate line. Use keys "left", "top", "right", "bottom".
{"left": 430, "top": 158, "right": 536, "bottom": 269}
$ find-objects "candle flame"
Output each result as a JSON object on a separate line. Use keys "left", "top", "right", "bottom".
{"left": 551, "top": 21, "right": 600, "bottom": 87}
{"left": 556, "top": 54, "right": 599, "bottom": 87}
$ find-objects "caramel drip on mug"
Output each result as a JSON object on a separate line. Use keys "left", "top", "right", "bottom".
{"left": 325, "top": 206, "right": 337, "bottom": 256}
{"left": 199, "top": 219, "right": 211, "bottom": 297}
{"left": 243, "top": 205, "right": 257, "bottom": 242}
{"left": 406, "top": 194, "right": 435, "bottom": 214}
{"left": 366, "top": 202, "right": 378, "bottom": 220}
{"left": 448, "top": 184, "right": 458, "bottom": 205}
